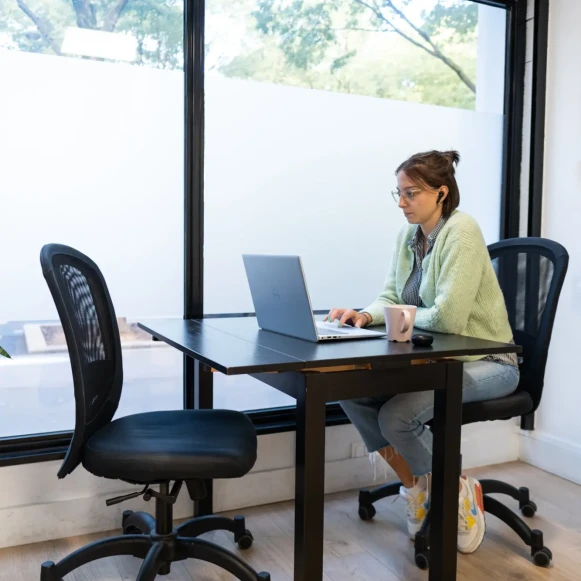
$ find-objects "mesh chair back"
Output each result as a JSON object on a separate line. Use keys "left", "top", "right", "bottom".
{"left": 40, "top": 244, "right": 123, "bottom": 478}
{"left": 488, "top": 237, "right": 568, "bottom": 411}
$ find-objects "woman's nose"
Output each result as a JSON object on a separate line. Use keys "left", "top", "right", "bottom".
{"left": 398, "top": 196, "right": 407, "bottom": 209}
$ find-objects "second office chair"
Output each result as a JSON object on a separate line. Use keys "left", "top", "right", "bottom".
{"left": 39, "top": 243, "right": 269, "bottom": 581}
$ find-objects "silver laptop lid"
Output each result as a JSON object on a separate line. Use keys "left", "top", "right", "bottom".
{"left": 242, "top": 254, "right": 318, "bottom": 342}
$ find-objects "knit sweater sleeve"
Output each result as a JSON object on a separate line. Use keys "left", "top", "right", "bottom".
{"left": 359, "top": 227, "right": 407, "bottom": 325}
{"left": 414, "top": 221, "right": 486, "bottom": 335}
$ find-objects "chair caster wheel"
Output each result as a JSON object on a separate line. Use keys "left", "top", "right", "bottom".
{"left": 237, "top": 530, "right": 254, "bottom": 550}
{"left": 532, "top": 547, "right": 552, "bottom": 567}
{"left": 521, "top": 501, "right": 537, "bottom": 518}
{"left": 415, "top": 551, "right": 430, "bottom": 570}
{"left": 257, "top": 572, "right": 271, "bottom": 581}
{"left": 121, "top": 510, "right": 146, "bottom": 535}
{"left": 122, "top": 510, "right": 134, "bottom": 527}
{"left": 40, "top": 561, "right": 62, "bottom": 581}
{"left": 358, "top": 504, "right": 376, "bottom": 521}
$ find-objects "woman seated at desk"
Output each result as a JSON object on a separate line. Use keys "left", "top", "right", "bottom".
{"left": 325, "top": 150, "right": 519, "bottom": 554}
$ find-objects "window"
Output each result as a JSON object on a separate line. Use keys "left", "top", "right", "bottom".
{"left": 0, "top": 0, "right": 185, "bottom": 437}
{"left": 204, "top": 0, "right": 507, "bottom": 411}
{"left": 0, "top": 0, "right": 526, "bottom": 457}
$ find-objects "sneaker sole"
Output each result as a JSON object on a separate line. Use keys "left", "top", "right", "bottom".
{"left": 458, "top": 509, "right": 486, "bottom": 553}
{"left": 408, "top": 521, "right": 424, "bottom": 540}
{"left": 458, "top": 478, "right": 486, "bottom": 554}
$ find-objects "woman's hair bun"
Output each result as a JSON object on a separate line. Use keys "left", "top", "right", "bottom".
{"left": 442, "top": 150, "right": 460, "bottom": 167}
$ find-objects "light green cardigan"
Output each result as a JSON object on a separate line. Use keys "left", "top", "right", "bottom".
{"left": 362, "top": 210, "right": 514, "bottom": 362}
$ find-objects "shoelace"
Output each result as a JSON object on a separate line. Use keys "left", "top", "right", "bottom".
{"left": 406, "top": 494, "right": 423, "bottom": 521}
{"left": 458, "top": 511, "right": 469, "bottom": 533}
{"left": 457, "top": 496, "right": 473, "bottom": 533}
{"left": 400, "top": 488, "right": 426, "bottom": 521}
{"left": 398, "top": 474, "right": 432, "bottom": 516}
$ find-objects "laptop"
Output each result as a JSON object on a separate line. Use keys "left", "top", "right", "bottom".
{"left": 242, "top": 254, "right": 386, "bottom": 342}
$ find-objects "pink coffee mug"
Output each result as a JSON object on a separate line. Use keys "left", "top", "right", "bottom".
{"left": 384, "top": 305, "right": 417, "bottom": 342}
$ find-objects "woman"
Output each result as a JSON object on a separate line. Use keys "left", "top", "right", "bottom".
{"left": 325, "top": 150, "right": 519, "bottom": 555}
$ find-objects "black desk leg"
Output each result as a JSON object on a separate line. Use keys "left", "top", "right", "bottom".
{"left": 430, "top": 361, "right": 463, "bottom": 581}
{"left": 189, "top": 357, "right": 214, "bottom": 517}
{"left": 294, "top": 377, "right": 327, "bottom": 581}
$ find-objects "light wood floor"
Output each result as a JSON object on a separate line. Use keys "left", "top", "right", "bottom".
{"left": 2, "top": 462, "right": 580, "bottom": 581}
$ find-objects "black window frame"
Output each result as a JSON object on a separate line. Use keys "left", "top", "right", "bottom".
{"left": 0, "top": 0, "right": 537, "bottom": 467}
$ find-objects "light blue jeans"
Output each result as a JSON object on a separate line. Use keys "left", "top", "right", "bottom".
{"left": 340, "top": 361, "right": 520, "bottom": 476}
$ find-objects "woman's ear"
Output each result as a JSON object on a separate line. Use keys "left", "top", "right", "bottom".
{"left": 437, "top": 186, "right": 449, "bottom": 204}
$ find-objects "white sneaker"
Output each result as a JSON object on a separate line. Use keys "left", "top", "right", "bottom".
{"left": 399, "top": 477, "right": 430, "bottom": 539}
{"left": 458, "top": 475, "right": 486, "bottom": 554}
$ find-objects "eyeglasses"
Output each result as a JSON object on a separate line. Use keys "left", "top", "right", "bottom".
{"left": 391, "top": 187, "right": 423, "bottom": 204}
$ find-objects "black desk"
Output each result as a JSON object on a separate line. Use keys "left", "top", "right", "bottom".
{"left": 139, "top": 316, "right": 521, "bottom": 581}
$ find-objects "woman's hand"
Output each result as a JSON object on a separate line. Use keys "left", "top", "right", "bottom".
{"left": 324, "top": 308, "right": 370, "bottom": 328}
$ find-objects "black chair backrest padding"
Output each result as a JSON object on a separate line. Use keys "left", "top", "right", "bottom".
{"left": 488, "top": 237, "right": 568, "bottom": 412}
{"left": 41, "top": 244, "right": 123, "bottom": 478}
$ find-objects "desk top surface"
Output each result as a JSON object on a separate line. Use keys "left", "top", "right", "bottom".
{"left": 138, "top": 316, "right": 521, "bottom": 375}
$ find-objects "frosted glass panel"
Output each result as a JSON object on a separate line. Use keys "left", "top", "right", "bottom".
{"left": 0, "top": 18, "right": 184, "bottom": 436}
{"left": 204, "top": 0, "right": 507, "bottom": 411}
{"left": 205, "top": 81, "right": 504, "bottom": 314}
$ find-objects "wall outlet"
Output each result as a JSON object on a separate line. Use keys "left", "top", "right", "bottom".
{"left": 351, "top": 442, "right": 368, "bottom": 458}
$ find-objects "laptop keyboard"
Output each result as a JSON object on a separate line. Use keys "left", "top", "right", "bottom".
{"left": 318, "top": 326, "right": 350, "bottom": 336}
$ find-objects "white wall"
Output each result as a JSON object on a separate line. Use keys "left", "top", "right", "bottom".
{"left": 518, "top": 0, "right": 581, "bottom": 485}
{"left": 0, "top": 420, "right": 518, "bottom": 549}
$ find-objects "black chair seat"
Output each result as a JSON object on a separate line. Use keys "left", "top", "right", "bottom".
{"left": 83, "top": 409, "right": 257, "bottom": 483}
{"left": 462, "top": 390, "right": 533, "bottom": 425}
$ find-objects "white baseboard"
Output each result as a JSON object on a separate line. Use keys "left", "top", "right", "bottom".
{"left": 216, "top": 420, "right": 520, "bottom": 513}
{"left": 214, "top": 456, "right": 394, "bottom": 514}
{"left": 0, "top": 486, "right": 194, "bottom": 550}
{"left": 518, "top": 429, "right": 581, "bottom": 485}
{"left": 0, "top": 421, "right": 518, "bottom": 549}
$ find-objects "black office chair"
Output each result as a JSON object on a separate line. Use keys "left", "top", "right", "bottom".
{"left": 39, "top": 244, "right": 269, "bottom": 581}
{"left": 357, "top": 237, "right": 569, "bottom": 569}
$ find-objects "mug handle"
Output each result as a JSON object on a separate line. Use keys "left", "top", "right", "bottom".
{"left": 400, "top": 310, "right": 411, "bottom": 333}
